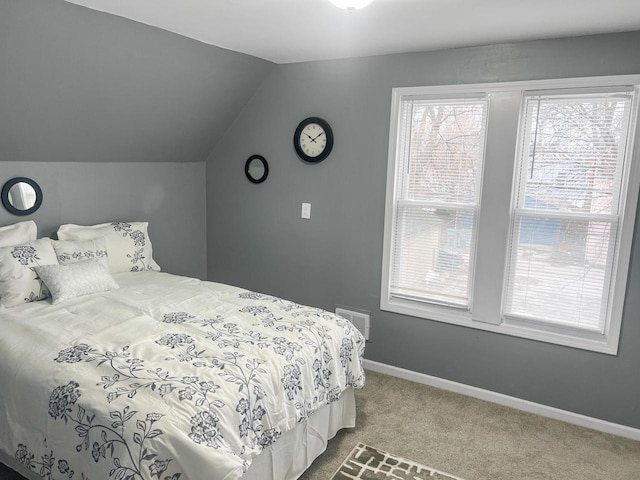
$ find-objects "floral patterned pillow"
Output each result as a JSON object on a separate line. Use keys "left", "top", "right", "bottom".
{"left": 0, "top": 238, "right": 59, "bottom": 307}
{"left": 53, "top": 237, "right": 109, "bottom": 270}
{"left": 57, "top": 222, "right": 161, "bottom": 273}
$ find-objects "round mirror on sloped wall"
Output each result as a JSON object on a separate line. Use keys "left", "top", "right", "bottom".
{"left": 245, "top": 155, "right": 269, "bottom": 184}
{"left": 1, "top": 177, "right": 43, "bottom": 216}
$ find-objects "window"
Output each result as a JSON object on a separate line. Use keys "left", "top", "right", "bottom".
{"left": 389, "top": 97, "right": 487, "bottom": 308}
{"left": 504, "top": 91, "right": 633, "bottom": 333}
{"left": 381, "top": 77, "right": 640, "bottom": 354}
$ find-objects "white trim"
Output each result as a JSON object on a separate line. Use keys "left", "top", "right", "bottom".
{"left": 363, "top": 359, "right": 640, "bottom": 442}
{"left": 392, "top": 74, "right": 640, "bottom": 97}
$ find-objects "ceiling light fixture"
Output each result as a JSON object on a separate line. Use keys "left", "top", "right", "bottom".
{"left": 328, "top": 0, "right": 375, "bottom": 11}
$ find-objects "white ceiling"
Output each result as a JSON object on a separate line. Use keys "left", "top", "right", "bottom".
{"left": 64, "top": 0, "right": 640, "bottom": 64}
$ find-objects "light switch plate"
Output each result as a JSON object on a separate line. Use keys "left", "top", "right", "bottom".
{"left": 301, "top": 202, "right": 311, "bottom": 219}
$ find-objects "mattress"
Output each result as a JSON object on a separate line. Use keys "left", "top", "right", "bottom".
{"left": 0, "top": 271, "right": 365, "bottom": 479}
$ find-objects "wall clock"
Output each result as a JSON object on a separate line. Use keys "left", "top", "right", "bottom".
{"left": 293, "top": 117, "right": 334, "bottom": 163}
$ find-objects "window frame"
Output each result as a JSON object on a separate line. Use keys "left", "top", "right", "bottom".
{"left": 381, "top": 76, "right": 640, "bottom": 354}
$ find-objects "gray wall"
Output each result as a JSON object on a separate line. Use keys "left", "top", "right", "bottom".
{"left": 0, "top": 162, "right": 207, "bottom": 279}
{"left": 0, "top": 0, "right": 274, "bottom": 277}
{"left": 206, "top": 31, "right": 640, "bottom": 428}
{"left": 0, "top": 0, "right": 274, "bottom": 163}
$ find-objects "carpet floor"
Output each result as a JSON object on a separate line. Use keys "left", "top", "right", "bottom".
{"left": 300, "top": 370, "right": 640, "bottom": 480}
{"left": 1, "top": 369, "right": 639, "bottom": 480}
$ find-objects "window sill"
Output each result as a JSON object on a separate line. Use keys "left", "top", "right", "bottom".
{"left": 381, "top": 296, "right": 618, "bottom": 355}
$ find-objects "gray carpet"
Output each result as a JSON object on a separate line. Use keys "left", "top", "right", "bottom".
{"left": 300, "top": 370, "right": 640, "bottom": 480}
{"left": 1, "top": 370, "right": 640, "bottom": 480}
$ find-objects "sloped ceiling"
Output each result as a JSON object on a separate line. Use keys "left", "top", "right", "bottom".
{"left": 0, "top": 0, "right": 274, "bottom": 163}
{"left": 64, "top": 0, "right": 640, "bottom": 63}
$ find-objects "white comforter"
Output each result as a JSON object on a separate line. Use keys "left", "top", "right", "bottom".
{"left": 0, "top": 272, "right": 365, "bottom": 480}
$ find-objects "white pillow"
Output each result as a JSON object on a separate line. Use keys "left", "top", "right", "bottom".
{"left": 35, "top": 259, "right": 119, "bottom": 305}
{"left": 53, "top": 237, "right": 109, "bottom": 269}
{"left": 0, "top": 221, "right": 37, "bottom": 248}
{"left": 0, "top": 238, "right": 59, "bottom": 307}
{"left": 57, "top": 222, "right": 160, "bottom": 273}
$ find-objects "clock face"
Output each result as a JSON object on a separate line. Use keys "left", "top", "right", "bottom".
{"left": 299, "top": 123, "right": 327, "bottom": 158}
{"left": 294, "top": 117, "right": 333, "bottom": 163}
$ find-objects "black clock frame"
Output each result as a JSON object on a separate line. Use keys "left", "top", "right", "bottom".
{"left": 293, "top": 117, "right": 334, "bottom": 163}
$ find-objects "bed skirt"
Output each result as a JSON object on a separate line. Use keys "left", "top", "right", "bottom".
{"left": 244, "top": 387, "right": 355, "bottom": 479}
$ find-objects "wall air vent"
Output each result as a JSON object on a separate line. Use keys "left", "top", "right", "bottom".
{"left": 335, "top": 307, "right": 370, "bottom": 340}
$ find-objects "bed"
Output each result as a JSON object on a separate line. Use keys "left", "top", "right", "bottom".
{"left": 0, "top": 221, "right": 366, "bottom": 480}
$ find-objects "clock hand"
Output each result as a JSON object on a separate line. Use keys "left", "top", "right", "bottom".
{"left": 304, "top": 133, "right": 317, "bottom": 143}
{"left": 312, "top": 132, "right": 324, "bottom": 141}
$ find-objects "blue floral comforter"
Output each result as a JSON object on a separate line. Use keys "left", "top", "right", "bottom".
{"left": 0, "top": 272, "right": 365, "bottom": 480}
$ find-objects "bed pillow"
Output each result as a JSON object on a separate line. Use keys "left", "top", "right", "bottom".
{"left": 0, "top": 238, "right": 59, "bottom": 307}
{"left": 0, "top": 221, "right": 37, "bottom": 248}
{"left": 35, "top": 259, "right": 119, "bottom": 305}
{"left": 57, "top": 222, "right": 160, "bottom": 273}
{"left": 53, "top": 237, "right": 109, "bottom": 270}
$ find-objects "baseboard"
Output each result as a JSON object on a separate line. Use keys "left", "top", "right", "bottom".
{"left": 363, "top": 359, "right": 640, "bottom": 442}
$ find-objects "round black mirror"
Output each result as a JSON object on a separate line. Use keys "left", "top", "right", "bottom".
{"left": 245, "top": 155, "right": 269, "bottom": 184}
{"left": 1, "top": 177, "right": 43, "bottom": 216}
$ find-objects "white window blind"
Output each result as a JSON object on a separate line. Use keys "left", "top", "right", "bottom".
{"left": 389, "top": 97, "right": 488, "bottom": 308}
{"left": 504, "top": 91, "right": 634, "bottom": 332}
